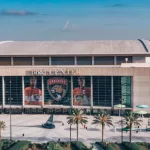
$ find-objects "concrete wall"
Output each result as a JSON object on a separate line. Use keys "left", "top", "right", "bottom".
{"left": 132, "top": 76, "right": 150, "bottom": 113}
{"left": 146, "top": 57, "right": 150, "bottom": 63}
{"left": 0, "top": 66, "right": 150, "bottom": 76}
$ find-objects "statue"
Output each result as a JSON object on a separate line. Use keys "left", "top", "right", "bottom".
{"left": 42, "top": 114, "right": 55, "bottom": 129}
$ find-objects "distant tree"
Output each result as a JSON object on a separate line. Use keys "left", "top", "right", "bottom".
{"left": 92, "top": 111, "right": 113, "bottom": 142}
{"left": 122, "top": 111, "right": 142, "bottom": 143}
{"left": 0, "top": 121, "right": 6, "bottom": 141}
{"left": 67, "top": 109, "right": 88, "bottom": 141}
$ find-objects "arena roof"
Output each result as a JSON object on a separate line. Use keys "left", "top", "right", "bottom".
{"left": 0, "top": 40, "right": 150, "bottom": 56}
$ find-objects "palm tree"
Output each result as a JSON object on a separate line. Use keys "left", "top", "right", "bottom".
{"left": 122, "top": 111, "right": 142, "bottom": 143}
{"left": 67, "top": 109, "right": 88, "bottom": 141}
{"left": 0, "top": 121, "right": 6, "bottom": 141}
{"left": 92, "top": 110, "right": 113, "bottom": 142}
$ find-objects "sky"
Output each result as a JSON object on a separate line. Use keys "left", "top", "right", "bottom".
{"left": 0, "top": 0, "right": 150, "bottom": 40}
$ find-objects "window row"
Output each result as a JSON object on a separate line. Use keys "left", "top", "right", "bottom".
{"left": 0, "top": 56, "right": 132, "bottom": 66}
{"left": 0, "top": 76, "right": 131, "bottom": 107}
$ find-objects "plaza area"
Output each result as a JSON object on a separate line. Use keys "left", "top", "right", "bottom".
{"left": 0, "top": 115, "right": 150, "bottom": 144}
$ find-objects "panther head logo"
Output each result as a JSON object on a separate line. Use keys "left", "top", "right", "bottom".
{"left": 47, "top": 78, "right": 68, "bottom": 101}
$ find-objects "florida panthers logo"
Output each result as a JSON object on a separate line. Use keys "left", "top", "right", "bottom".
{"left": 47, "top": 78, "right": 68, "bottom": 101}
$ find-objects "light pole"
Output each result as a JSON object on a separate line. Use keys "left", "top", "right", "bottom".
{"left": 69, "top": 108, "right": 72, "bottom": 142}
{"left": 70, "top": 124, "right": 72, "bottom": 142}
{"left": 9, "top": 80, "right": 12, "bottom": 140}
{"left": 120, "top": 98, "right": 124, "bottom": 143}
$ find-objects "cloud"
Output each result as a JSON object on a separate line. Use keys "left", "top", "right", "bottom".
{"left": 112, "top": 4, "right": 128, "bottom": 8}
{"left": 0, "top": 10, "right": 37, "bottom": 16}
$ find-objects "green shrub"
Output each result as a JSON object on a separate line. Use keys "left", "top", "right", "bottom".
{"left": 95, "top": 142, "right": 107, "bottom": 149}
{"left": 105, "top": 144, "right": 116, "bottom": 150}
{"left": 111, "top": 143, "right": 121, "bottom": 150}
{"left": 136, "top": 142, "right": 148, "bottom": 147}
{"left": 47, "top": 142, "right": 64, "bottom": 150}
{"left": 71, "top": 141, "right": 89, "bottom": 150}
{"left": 60, "top": 142, "right": 71, "bottom": 150}
{"left": 123, "top": 142, "right": 147, "bottom": 150}
{"left": 1, "top": 139, "right": 16, "bottom": 150}
{"left": 7, "top": 141, "right": 31, "bottom": 150}
{"left": 136, "top": 143, "right": 148, "bottom": 150}
{"left": 0, "top": 141, "right": 4, "bottom": 150}
{"left": 0, "top": 140, "right": 4, "bottom": 150}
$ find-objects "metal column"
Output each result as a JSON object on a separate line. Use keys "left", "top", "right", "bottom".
{"left": 114, "top": 56, "right": 117, "bottom": 65}
{"left": 32, "top": 57, "right": 34, "bottom": 66}
{"left": 74, "top": 56, "right": 77, "bottom": 65}
{"left": 71, "top": 76, "right": 73, "bottom": 107}
{"left": 92, "top": 56, "right": 94, "bottom": 65}
{"left": 42, "top": 76, "right": 44, "bottom": 106}
{"left": 2, "top": 76, "right": 5, "bottom": 107}
{"left": 49, "top": 57, "right": 51, "bottom": 65}
{"left": 111, "top": 76, "right": 114, "bottom": 107}
{"left": 11, "top": 57, "right": 13, "bottom": 66}
{"left": 91, "top": 76, "right": 93, "bottom": 107}
{"left": 22, "top": 76, "right": 25, "bottom": 107}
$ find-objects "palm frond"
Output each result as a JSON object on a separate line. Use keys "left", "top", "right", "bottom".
{"left": 92, "top": 111, "right": 113, "bottom": 127}
{"left": 66, "top": 109, "right": 88, "bottom": 126}
{"left": 0, "top": 121, "right": 6, "bottom": 130}
{"left": 122, "top": 111, "right": 142, "bottom": 128}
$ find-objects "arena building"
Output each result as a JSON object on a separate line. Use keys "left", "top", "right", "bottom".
{"left": 0, "top": 40, "right": 150, "bottom": 114}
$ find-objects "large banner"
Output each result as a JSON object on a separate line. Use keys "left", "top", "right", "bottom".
{"left": 73, "top": 76, "right": 91, "bottom": 106}
{"left": 24, "top": 76, "right": 42, "bottom": 105}
{"left": 44, "top": 76, "right": 71, "bottom": 105}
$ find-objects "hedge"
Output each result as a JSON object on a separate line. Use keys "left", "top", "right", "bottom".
{"left": 0, "top": 140, "right": 4, "bottom": 150}
{"left": 95, "top": 142, "right": 148, "bottom": 150}
{"left": 96, "top": 143, "right": 121, "bottom": 150}
{"left": 47, "top": 142, "right": 64, "bottom": 150}
{"left": 95, "top": 142, "right": 107, "bottom": 149}
{"left": 71, "top": 141, "right": 89, "bottom": 150}
{"left": 0, "top": 139, "right": 16, "bottom": 150}
{"left": 1, "top": 140, "right": 150, "bottom": 150}
{"left": 122, "top": 142, "right": 147, "bottom": 150}
{"left": 7, "top": 141, "right": 31, "bottom": 150}
{"left": 110, "top": 143, "right": 121, "bottom": 150}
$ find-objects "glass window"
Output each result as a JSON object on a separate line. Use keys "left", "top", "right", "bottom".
{"left": 13, "top": 57, "right": 32, "bottom": 66}
{"left": 0, "top": 77, "right": 2, "bottom": 105}
{"left": 93, "top": 76, "right": 111, "bottom": 106}
{"left": 116, "top": 56, "right": 132, "bottom": 65}
{"left": 51, "top": 57, "right": 74, "bottom": 65}
{"left": 34, "top": 57, "right": 49, "bottom": 65}
{"left": 44, "top": 76, "right": 71, "bottom": 106}
{"left": 5, "top": 76, "right": 22, "bottom": 105}
{"left": 73, "top": 76, "right": 91, "bottom": 106}
{"left": 94, "top": 56, "right": 114, "bottom": 65}
{"left": 77, "top": 57, "right": 92, "bottom": 65}
{"left": 0, "top": 57, "right": 11, "bottom": 66}
{"left": 113, "top": 76, "right": 131, "bottom": 107}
